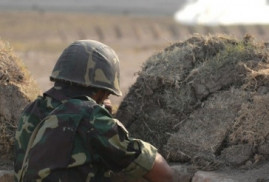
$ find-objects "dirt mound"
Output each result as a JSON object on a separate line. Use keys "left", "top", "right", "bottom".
{"left": 116, "top": 34, "right": 269, "bottom": 170}
{"left": 0, "top": 40, "right": 40, "bottom": 166}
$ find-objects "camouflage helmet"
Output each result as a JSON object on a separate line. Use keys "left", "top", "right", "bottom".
{"left": 50, "top": 40, "right": 122, "bottom": 96}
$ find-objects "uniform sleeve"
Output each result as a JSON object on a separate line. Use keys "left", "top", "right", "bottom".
{"left": 89, "top": 106, "right": 157, "bottom": 178}
{"left": 120, "top": 138, "right": 157, "bottom": 178}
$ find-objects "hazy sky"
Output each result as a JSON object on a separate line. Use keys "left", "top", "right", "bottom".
{"left": 175, "top": 0, "right": 269, "bottom": 25}
{"left": 2, "top": 0, "right": 268, "bottom": 25}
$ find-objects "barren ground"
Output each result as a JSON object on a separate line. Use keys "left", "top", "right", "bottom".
{"left": 0, "top": 11, "right": 269, "bottom": 106}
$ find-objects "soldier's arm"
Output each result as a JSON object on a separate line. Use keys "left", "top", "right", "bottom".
{"left": 91, "top": 108, "right": 175, "bottom": 180}
{"left": 144, "top": 153, "right": 174, "bottom": 182}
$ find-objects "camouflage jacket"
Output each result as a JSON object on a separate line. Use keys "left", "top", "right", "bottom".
{"left": 14, "top": 88, "right": 157, "bottom": 182}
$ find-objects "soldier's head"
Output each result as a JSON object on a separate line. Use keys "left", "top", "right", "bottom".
{"left": 50, "top": 40, "right": 122, "bottom": 102}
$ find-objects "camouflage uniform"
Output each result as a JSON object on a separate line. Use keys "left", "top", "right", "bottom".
{"left": 14, "top": 40, "right": 157, "bottom": 181}
{"left": 14, "top": 87, "right": 157, "bottom": 181}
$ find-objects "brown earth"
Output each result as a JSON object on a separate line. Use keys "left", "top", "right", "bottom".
{"left": 0, "top": 40, "right": 40, "bottom": 169}
{"left": 116, "top": 34, "right": 269, "bottom": 181}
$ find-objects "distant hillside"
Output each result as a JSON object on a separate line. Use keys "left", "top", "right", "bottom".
{"left": 0, "top": 0, "right": 186, "bottom": 16}
{"left": 0, "top": 11, "right": 268, "bottom": 106}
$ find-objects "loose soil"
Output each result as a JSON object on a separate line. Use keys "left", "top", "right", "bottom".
{"left": 0, "top": 40, "right": 40, "bottom": 169}
{"left": 116, "top": 34, "right": 269, "bottom": 174}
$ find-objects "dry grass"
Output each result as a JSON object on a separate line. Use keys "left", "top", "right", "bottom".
{"left": 116, "top": 34, "right": 269, "bottom": 170}
{"left": 0, "top": 39, "right": 41, "bottom": 161}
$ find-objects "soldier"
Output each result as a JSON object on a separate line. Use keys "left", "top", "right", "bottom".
{"left": 14, "top": 40, "right": 175, "bottom": 182}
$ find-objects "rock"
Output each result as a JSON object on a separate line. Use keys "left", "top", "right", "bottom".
{"left": 171, "top": 165, "right": 193, "bottom": 182}
{"left": 0, "top": 170, "right": 14, "bottom": 182}
{"left": 192, "top": 171, "right": 238, "bottom": 182}
{"left": 258, "top": 143, "right": 269, "bottom": 155}
{"left": 220, "top": 144, "right": 253, "bottom": 166}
